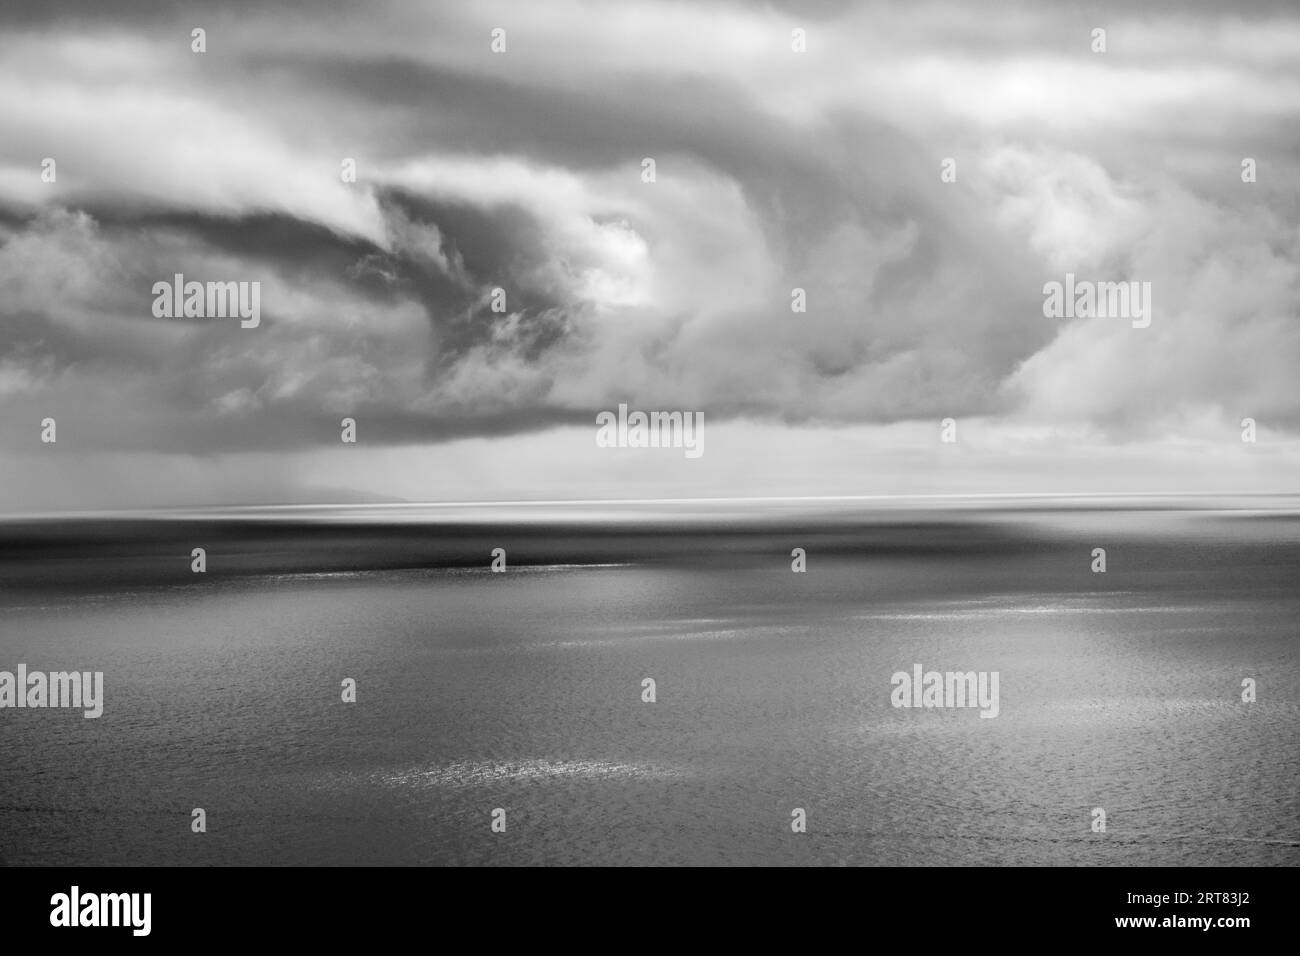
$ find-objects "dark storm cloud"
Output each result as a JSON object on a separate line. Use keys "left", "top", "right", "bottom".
{"left": 1, "top": 0, "right": 1298, "bottom": 465}
{"left": 0, "top": 194, "right": 595, "bottom": 452}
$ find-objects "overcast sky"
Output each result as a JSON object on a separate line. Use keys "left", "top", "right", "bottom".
{"left": 2, "top": 0, "right": 1299, "bottom": 512}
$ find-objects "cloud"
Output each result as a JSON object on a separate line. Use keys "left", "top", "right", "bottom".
{"left": 1, "top": 0, "right": 1298, "bottom": 507}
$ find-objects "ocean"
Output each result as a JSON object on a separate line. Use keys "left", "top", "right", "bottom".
{"left": 1, "top": 497, "right": 1297, "bottom": 865}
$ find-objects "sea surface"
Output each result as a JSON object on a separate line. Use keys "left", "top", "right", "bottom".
{"left": 1, "top": 496, "right": 1297, "bottom": 865}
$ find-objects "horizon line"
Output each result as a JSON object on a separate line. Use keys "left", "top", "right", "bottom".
{"left": 3, "top": 490, "right": 1300, "bottom": 521}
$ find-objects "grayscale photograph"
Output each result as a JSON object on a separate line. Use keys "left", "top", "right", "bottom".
{"left": 0, "top": 0, "right": 1295, "bottom": 924}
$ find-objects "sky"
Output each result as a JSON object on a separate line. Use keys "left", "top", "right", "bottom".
{"left": 1, "top": 0, "right": 1299, "bottom": 512}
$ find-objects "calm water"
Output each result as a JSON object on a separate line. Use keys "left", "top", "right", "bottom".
{"left": 1, "top": 499, "right": 1298, "bottom": 865}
